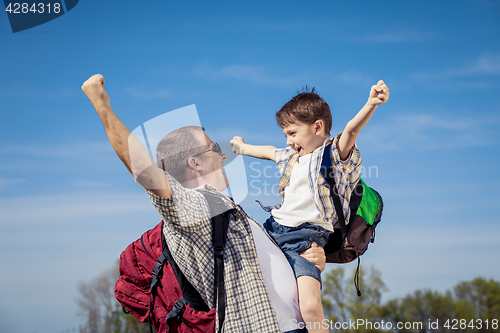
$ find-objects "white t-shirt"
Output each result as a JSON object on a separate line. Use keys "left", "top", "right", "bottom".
{"left": 271, "top": 152, "right": 350, "bottom": 232}
{"left": 248, "top": 219, "right": 304, "bottom": 332}
{"left": 271, "top": 153, "right": 332, "bottom": 231}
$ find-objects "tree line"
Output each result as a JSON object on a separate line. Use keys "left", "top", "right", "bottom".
{"left": 322, "top": 267, "right": 500, "bottom": 333}
{"left": 75, "top": 264, "right": 500, "bottom": 333}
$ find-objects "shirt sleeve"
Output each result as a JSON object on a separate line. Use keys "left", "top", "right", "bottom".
{"left": 147, "top": 172, "right": 211, "bottom": 233}
{"left": 331, "top": 133, "right": 362, "bottom": 186}
{"left": 274, "top": 146, "right": 295, "bottom": 175}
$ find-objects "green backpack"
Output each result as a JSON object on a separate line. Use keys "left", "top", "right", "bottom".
{"left": 321, "top": 141, "right": 383, "bottom": 295}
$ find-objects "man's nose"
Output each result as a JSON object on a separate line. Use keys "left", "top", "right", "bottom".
{"left": 221, "top": 153, "right": 227, "bottom": 160}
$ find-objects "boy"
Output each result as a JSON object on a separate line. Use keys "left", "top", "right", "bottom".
{"left": 230, "top": 80, "right": 389, "bottom": 333}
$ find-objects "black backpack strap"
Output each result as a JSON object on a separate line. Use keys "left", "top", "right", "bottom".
{"left": 148, "top": 249, "right": 168, "bottom": 333}
{"left": 166, "top": 297, "right": 188, "bottom": 321}
{"left": 321, "top": 142, "right": 363, "bottom": 297}
{"left": 213, "top": 212, "right": 226, "bottom": 333}
{"left": 166, "top": 296, "right": 194, "bottom": 330}
{"left": 159, "top": 224, "right": 209, "bottom": 313}
{"left": 140, "top": 231, "right": 162, "bottom": 333}
{"left": 145, "top": 222, "right": 207, "bottom": 333}
{"left": 320, "top": 141, "right": 348, "bottom": 239}
{"left": 201, "top": 190, "right": 234, "bottom": 333}
{"left": 146, "top": 193, "right": 232, "bottom": 333}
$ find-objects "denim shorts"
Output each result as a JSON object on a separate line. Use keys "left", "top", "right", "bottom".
{"left": 263, "top": 216, "right": 330, "bottom": 284}
{"left": 285, "top": 328, "right": 308, "bottom": 333}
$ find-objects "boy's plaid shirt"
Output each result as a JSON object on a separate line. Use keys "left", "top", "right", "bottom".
{"left": 261, "top": 133, "right": 362, "bottom": 228}
{"left": 148, "top": 174, "right": 281, "bottom": 333}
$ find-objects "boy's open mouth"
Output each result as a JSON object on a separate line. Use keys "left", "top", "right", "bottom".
{"left": 296, "top": 147, "right": 302, "bottom": 154}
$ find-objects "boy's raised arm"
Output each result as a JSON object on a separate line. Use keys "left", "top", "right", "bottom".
{"left": 230, "top": 136, "right": 276, "bottom": 161}
{"left": 82, "top": 74, "right": 171, "bottom": 198}
{"left": 337, "top": 80, "right": 390, "bottom": 160}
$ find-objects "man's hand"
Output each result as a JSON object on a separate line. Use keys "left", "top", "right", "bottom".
{"left": 300, "top": 242, "right": 326, "bottom": 272}
{"left": 82, "top": 74, "right": 110, "bottom": 110}
{"left": 367, "top": 80, "right": 390, "bottom": 106}
{"left": 230, "top": 136, "right": 246, "bottom": 155}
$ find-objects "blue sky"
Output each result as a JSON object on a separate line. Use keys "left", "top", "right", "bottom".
{"left": 1, "top": 1, "right": 500, "bottom": 332}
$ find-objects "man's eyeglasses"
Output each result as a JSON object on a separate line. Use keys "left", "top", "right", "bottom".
{"left": 192, "top": 142, "right": 223, "bottom": 157}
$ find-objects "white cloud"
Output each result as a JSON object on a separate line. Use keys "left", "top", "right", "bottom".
{"left": 0, "top": 141, "right": 113, "bottom": 159}
{"left": 0, "top": 178, "right": 26, "bottom": 191}
{"left": 478, "top": 0, "right": 500, "bottom": 9}
{"left": 0, "top": 141, "right": 115, "bottom": 172}
{"left": 0, "top": 192, "right": 161, "bottom": 333}
{"left": 0, "top": 85, "right": 78, "bottom": 99}
{"left": 358, "top": 112, "right": 500, "bottom": 152}
{"left": 122, "top": 85, "right": 172, "bottom": 99}
{"left": 207, "top": 126, "right": 283, "bottom": 147}
{"left": 411, "top": 53, "right": 500, "bottom": 81}
{"left": 231, "top": 20, "right": 312, "bottom": 33}
{"left": 193, "top": 63, "right": 309, "bottom": 88}
{"left": 210, "top": 110, "right": 500, "bottom": 154}
{"left": 192, "top": 63, "right": 376, "bottom": 91}
{"left": 69, "top": 179, "right": 109, "bottom": 188}
{"left": 345, "top": 30, "right": 436, "bottom": 43}
{"left": 0, "top": 192, "right": 153, "bottom": 227}
{"left": 332, "top": 70, "right": 374, "bottom": 86}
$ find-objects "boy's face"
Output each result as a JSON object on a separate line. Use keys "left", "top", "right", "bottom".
{"left": 282, "top": 120, "right": 326, "bottom": 156}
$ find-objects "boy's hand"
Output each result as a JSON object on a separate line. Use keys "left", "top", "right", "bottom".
{"left": 230, "top": 137, "right": 276, "bottom": 161}
{"left": 368, "top": 80, "right": 390, "bottom": 106}
{"left": 230, "top": 136, "right": 245, "bottom": 155}
{"left": 82, "top": 74, "right": 111, "bottom": 109}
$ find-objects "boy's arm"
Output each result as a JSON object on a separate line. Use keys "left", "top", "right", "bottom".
{"left": 230, "top": 136, "right": 276, "bottom": 161}
{"left": 82, "top": 74, "right": 171, "bottom": 198}
{"left": 337, "top": 80, "right": 390, "bottom": 160}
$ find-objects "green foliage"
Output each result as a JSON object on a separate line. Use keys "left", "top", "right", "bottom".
{"left": 322, "top": 267, "right": 500, "bottom": 333}
{"left": 379, "top": 289, "right": 455, "bottom": 333}
{"left": 78, "top": 262, "right": 500, "bottom": 333}
{"left": 451, "top": 278, "right": 500, "bottom": 333}
{"left": 322, "top": 266, "right": 388, "bottom": 333}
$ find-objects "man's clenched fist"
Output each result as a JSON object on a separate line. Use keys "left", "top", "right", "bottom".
{"left": 82, "top": 74, "right": 110, "bottom": 108}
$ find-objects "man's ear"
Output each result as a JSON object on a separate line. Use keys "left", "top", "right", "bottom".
{"left": 187, "top": 156, "right": 202, "bottom": 170}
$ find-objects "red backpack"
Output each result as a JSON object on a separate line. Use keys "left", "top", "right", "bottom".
{"left": 115, "top": 192, "right": 231, "bottom": 333}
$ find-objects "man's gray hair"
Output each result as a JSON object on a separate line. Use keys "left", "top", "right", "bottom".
{"left": 156, "top": 126, "right": 205, "bottom": 183}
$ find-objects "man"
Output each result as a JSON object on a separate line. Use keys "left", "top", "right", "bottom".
{"left": 82, "top": 74, "right": 326, "bottom": 333}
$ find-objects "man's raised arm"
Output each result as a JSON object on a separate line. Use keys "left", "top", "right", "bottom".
{"left": 82, "top": 74, "right": 171, "bottom": 198}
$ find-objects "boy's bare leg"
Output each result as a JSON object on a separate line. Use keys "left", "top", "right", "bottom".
{"left": 297, "top": 275, "right": 328, "bottom": 333}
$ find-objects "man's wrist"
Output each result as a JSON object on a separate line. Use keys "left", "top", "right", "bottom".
{"left": 93, "top": 100, "right": 112, "bottom": 114}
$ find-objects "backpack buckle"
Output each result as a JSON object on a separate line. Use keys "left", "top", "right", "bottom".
{"left": 166, "top": 298, "right": 187, "bottom": 322}
{"left": 214, "top": 243, "right": 224, "bottom": 256}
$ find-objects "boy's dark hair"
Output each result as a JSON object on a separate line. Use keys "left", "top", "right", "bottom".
{"left": 276, "top": 86, "right": 332, "bottom": 135}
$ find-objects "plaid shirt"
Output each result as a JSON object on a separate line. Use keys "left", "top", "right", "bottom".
{"left": 148, "top": 174, "right": 281, "bottom": 333}
{"left": 261, "top": 133, "right": 362, "bottom": 228}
